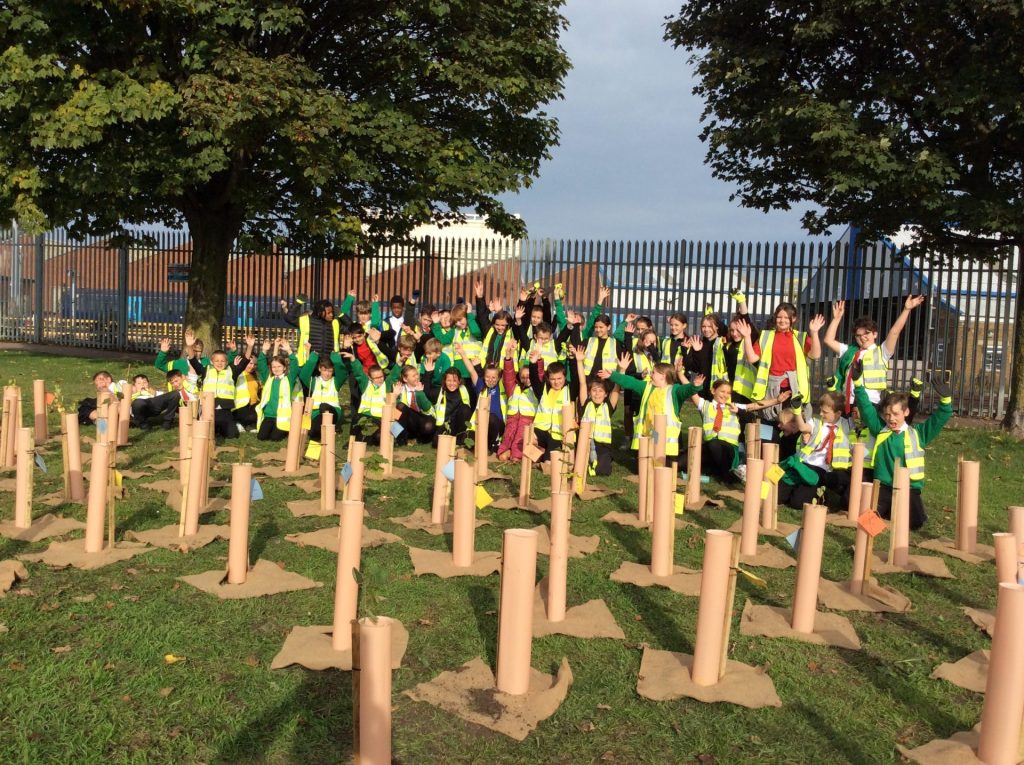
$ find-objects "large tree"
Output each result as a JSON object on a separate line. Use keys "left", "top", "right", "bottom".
{"left": 666, "top": 1, "right": 1024, "bottom": 432}
{"left": 0, "top": 0, "right": 569, "bottom": 344}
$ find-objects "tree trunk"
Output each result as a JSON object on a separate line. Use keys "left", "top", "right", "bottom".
{"left": 1002, "top": 266, "right": 1024, "bottom": 436}
{"left": 182, "top": 204, "right": 244, "bottom": 350}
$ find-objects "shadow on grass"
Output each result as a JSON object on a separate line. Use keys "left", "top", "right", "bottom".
{"left": 793, "top": 702, "right": 875, "bottom": 765}
{"left": 250, "top": 517, "right": 280, "bottom": 561}
{"left": 211, "top": 670, "right": 370, "bottom": 765}
{"left": 467, "top": 583, "right": 499, "bottom": 668}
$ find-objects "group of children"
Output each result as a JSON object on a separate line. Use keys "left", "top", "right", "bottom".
{"left": 76, "top": 283, "right": 949, "bottom": 529}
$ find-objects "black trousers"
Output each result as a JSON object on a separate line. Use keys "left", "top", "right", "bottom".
{"left": 396, "top": 407, "right": 436, "bottom": 445}
{"left": 777, "top": 467, "right": 852, "bottom": 511}
{"left": 534, "top": 428, "right": 563, "bottom": 461}
{"left": 233, "top": 404, "right": 258, "bottom": 427}
{"left": 130, "top": 394, "right": 181, "bottom": 427}
{"left": 875, "top": 483, "right": 927, "bottom": 530}
{"left": 701, "top": 439, "right": 737, "bottom": 483}
{"left": 352, "top": 414, "right": 382, "bottom": 446}
{"left": 433, "top": 404, "right": 472, "bottom": 447}
{"left": 308, "top": 404, "right": 343, "bottom": 443}
{"left": 257, "top": 419, "right": 288, "bottom": 441}
{"left": 591, "top": 441, "right": 613, "bottom": 476}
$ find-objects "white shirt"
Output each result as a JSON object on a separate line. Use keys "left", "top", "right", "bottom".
{"left": 802, "top": 417, "right": 846, "bottom": 472}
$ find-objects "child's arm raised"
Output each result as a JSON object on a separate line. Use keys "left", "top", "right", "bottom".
{"left": 823, "top": 301, "right": 845, "bottom": 354}
{"left": 883, "top": 294, "right": 926, "bottom": 357}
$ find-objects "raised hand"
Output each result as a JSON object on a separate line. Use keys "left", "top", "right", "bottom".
{"left": 932, "top": 373, "right": 952, "bottom": 398}
{"left": 690, "top": 335, "right": 703, "bottom": 352}
{"left": 279, "top": 299, "right": 288, "bottom": 311}
{"left": 735, "top": 321, "right": 752, "bottom": 339}
{"left": 261, "top": 339, "right": 271, "bottom": 354}
{"left": 519, "top": 285, "right": 530, "bottom": 302}
{"left": 488, "top": 297, "right": 503, "bottom": 313}
{"left": 567, "top": 310, "right": 582, "bottom": 326}
{"left": 625, "top": 312, "right": 637, "bottom": 324}
{"left": 514, "top": 305, "right": 526, "bottom": 322}
{"left": 423, "top": 357, "right": 435, "bottom": 371}
{"left": 553, "top": 283, "right": 564, "bottom": 300}
{"left": 183, "top": 329, "right": 195, "bottom": 347}
{"left": 529, "top": 348, "right": 542, "bottom": 363}
{"left": 808, "top": 314, "right": 826, "bottom": 333}
{"left": 348, "top": 289, "right": 358, "bottom": 298}
{"left": 226, "top": 339, "right": 237, "bottom": 352}
{"left": 280, "top": 339, "right": 292, "bottom": 354}
{"left": 244, "top": 333, "right": 256, "bottom": 347}
{"left": 905, "top": 294, "right": 926, "bottom": 311}
{"left": 691, "top": 373, "right": 706, "bottom": 388}
{"left": 574, "top": 344, "right": 586, "bottom": 359}
{"left": 598, "top": 285, "right": 611, "bottom": 304}
{"left": 430, "top": 310, "right": 440, "bottom": 323}
{"left": 831, "top": 300, "right": 845, "bottom": 320}
{"left": 617, "top": 352, "right": 632, "bottom": 372}
{"left": 596, "top": 369, "right": 612, "bottom": 380}
{"left": 474, "top": 279, "right": 484, "bottom": 298}
{"left": 372, "top": 293, "right": 380, "bottom": 302}
{"left": 368, "top": 327, "right": 382, "bottom": 343}
{"left": 159, "top": 337, "right": 171, "bottom": 353}
{"left": 850, "top": 358, "right": 864, "bottom": 382}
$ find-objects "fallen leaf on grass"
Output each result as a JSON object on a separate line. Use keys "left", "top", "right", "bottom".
{"left": 596, "top": 704, "right": 612, "bottom": 711}
{"left": 166, "top": 726, "right": 183, "bottom": 739}
{"left": 110, "top": 583, "right": 125, "bottom": 591}
{"left": 634, "top": 614, "right": 643, "bottom": 621}
{"left": 171, "top": 583, "right": 180, "bottom": 591}
{"left": 125, "top": 568, "right": 139, "bottom": 576}
{"left": 696, "top": 755, "right": 715, "bottom": 764}
{"left": 123, "top": 595, "right": 140, "bottom": 603}
{"left": 38, "top": 602, "right": 60, "bottom": 612}
{"left": 14, "top": 588, "right": 35, "bottom": 597}
{"left": 73, "top": 594, "right": 96, "bottom": 603}
{"left": 50, "top": 645, "right": 72, "bottom": 654}
{"left": 103, "top": 602, "right": 115, "bottom": 609}
{"left": 580, "top": 721, "right": 596, "bottom": 732}
{"left": 417, "top": 618, "right": 433, "bottom": 626}
{"left": 121, "top": 695, "right": 132, "bottom": 703}
{"left": 600, "top": 753, "right": 615, "bottom": 762}
{"left": 158, "top": 687, "right": 174, "bottom": 698}
{"left": 0, "top": 624, "right": 8, "bottom": 634}
{"left": 8, "top": 661, "right": 25, "bottom": 671}
{"left": 243, "top": 655, "right": 259, "bottom": 667}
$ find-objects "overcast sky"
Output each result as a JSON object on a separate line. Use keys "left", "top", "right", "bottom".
{"left": 498, "top": 0, "right": 825, "bottom": 244}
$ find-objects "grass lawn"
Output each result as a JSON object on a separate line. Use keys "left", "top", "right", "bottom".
{"left": 0, "top": 348, "right": 1020, "bottom": 764}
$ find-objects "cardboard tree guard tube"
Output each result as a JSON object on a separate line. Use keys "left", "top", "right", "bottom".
{"left": 117, "top": 384, "right": 133, "bottom": 446}
{"left": 432, "top": 434, "right": 456, "bottom": 523}
{"left": 452, "top": 459, "right": 476, "bottom": 567}
{"left": 791, "top": 503, "right": 828, "bottom": 634}
{"left": 178, "top": 404, "right": 193, "bottom": 486}
{"left": 892, "top": 466, "right": 911, "bottom": 567}
{"left": 977, "top": 583, "right": 1024, "bottom": 765}
{"left": 347, "top": 440, "right": 367, "bottom": 504}
{"left": 518, "top": 425, "right": 534, "bottom": 505}
{"left": 744, "top": 421, "right": 760, "bottom": 461}
{"left": 850, "top": 482, "right": 874, "bottom": 595}
{"left": 227, "top": 463, "right": 253, "bottom": 584}
{"left": 496, "top": 528, "right": 539, "bottom": 695}
{"left": 333, "top": 500, "right": 365, "bottom": 652}
{"left": 353, "top": 616, "right": 394, "bottom": 765}
{"left": 685, "top": 426, "right": 702, "bottom": 509}
{"left": 739, "top": 457, "right": 765, "bottom": 556}
{"left": 637, "top": 435, "right": 651, "bottom": 523}
{"left": 759, "top": 442, "right": 779, "bottom": 529}
{"left": 550, "top": 450, "right": 564, "bottom": 496}
{"left": 105, "top": 397, "right": 119, "bottom": 446}
{"left": 14, "top": 427, "right": 33, "bottom": 529}
{"left": 650, "top": 466, "right": 676, "bottom": 577}
{"left": 379, "top": 394, "right": 394, "bottom": 476}
{"left": 993, "top": 533, "right": 1018, "bottom": 585}
{"left": 955, "top": 459, "right": 980, "bottom": 553}
{"left": 652, "top": 413, "right": 667, "bottom": 467}
{"left": 84, "top": 441, "right": 110, "bottom": 553}
{"left": 547, "top": 491, "right": 571, "bottom": 622}
{"left": 1008, "top": 506, "right": 1024, "bottom": 552}
{"left": 32, "top": 379, "right": 47, "bottom": 445}
{"left": 691, "top": 529, "right": 735, "bottom": 686}
{"left": 200, "top": 392, "right": 215, "bottom": 422}
{"left": 183, "top": 419, "right": 212, "bottom": 536}
{"left": 322, "top": 422, "right": 337, "bottom": 513}
{"left": 572, "top": 419, "right": 592, "bottom": 495}
{"left": 284, "top": 399, "right": 305, "bottom": 472}
{"left": 65, "top": 413, "right": 85, "bottom": 502}
{"left": 475, "top": 392, "right": 489, "bottom": 481}
{"left": 846, "top": 442, "right": 866, "bottom": 522}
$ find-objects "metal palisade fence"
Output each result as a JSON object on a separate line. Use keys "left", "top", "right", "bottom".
{"left": 0, "top": 224, "right": 1017, "bottom": 419}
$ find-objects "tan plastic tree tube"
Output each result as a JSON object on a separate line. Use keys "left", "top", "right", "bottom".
{"left": 650, "top": 466, "right": 676, "bottom": 577}
{"left": 760, "top": 442, "right": 779, "bottom": 529}
{"left": 572, "top": 419, "right": 592, "bottom": 496}
{"left": 348, "top": 440, "right": 367, "bottom": 504}
{"left": 333, "top": 499, "right": 366, "bottom": 652}
{"left": 379, "top": 395, "right": 395, "bottom": 477}
{"left": 3, "top": 386, "right": 21, "bottom": 467}
{"left": 791, "top": 503, "right": 828, "bottom": 634}
{"left": 198, "top": 391, "right": 214, "bottom": 422}
{"left": 685, "top": 426, "right": 702, "bottom": 509}
{"left": 547, "top": 491, "right": 572, "bottom": 622}
{"left": 0, "top": 391, "right": 11, "bottom": 469}
{"left": 353, "top": 616, "right": 394, "bottom": 765}
{"left": 84, "top": 441, "right": 110, "bottom": 553}
{"left": 183, "top": 419, "right": 212, "bottom": 536}
{"left": 14, "top": 427, "right": 33, "bottom": 529}
{"left": 227, "top": 463, "right": 253, "bottom": 584}
{"left": 550, "top": 449, "right": 564, "bottom": 495}
{"left": 993, "top": 533, "right": 1019, "bottom": 585}
{"left": 117, "top": 384, "right": 133, "bottom": 446}
{"left": 432, "top": 434, "right": 457, "bottom": 523}
{"left": 32, "top": 379, "right": 47, "bottom": 445}
{"left": 850, "top": 483, "right": 874, "bottom": 595}
{"left": 561, "top": 403, "right": 576, "bottom": 451}
{"left": 475, "top": 393, "right": 490, "bottom": 481}
{"left": 452, "top": 459, "right": 476, "bottom": 567}
{"left": 1008, "top": 506, "right": 1024, "bottom": 552}
{"left": 105, "top": 398, "right": 120, "bottom": 446}
{"left": 955, "top": 460, "right": 980, "bottom": 554}
{"left": 891, "top": 466, "right": 911, "bottom": 567}
{"left": 284, "top": 399, "right": 305, "bottom": 472}
{"left": 496, "top": 528, "right": 539, "bottom": 695}
{"left": 739, "top": 457, "right": 765, "bottom": 556}
{"left": 978, "top": 583, "right": 1024, "bottom": 765}
{"left": 518, "top": 424, "right": 534, "bottom": 505}
{"left": 652, "top": 413, "right": 667, "bottom": 467}
{"left": 846, "top": 442, "right": 866, "bottom": 522}
{"left": 178, "top": 404, "right": 193, "bottom": 486}
{"left": 65, "top": 413, "right": 85, "bottom": 502}
{"left": 691, "top": 529, "right": 735, "bottom": 686}
{"left": 637, "top": 435, "right": 651, "bottom": 523}
{"left": 322, "top": 422, "right": 337, "bottom": 513}
{"left": 745, "top": 422, "right": 760, "bottom": 461}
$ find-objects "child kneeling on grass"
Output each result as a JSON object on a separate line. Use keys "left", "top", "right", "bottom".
{"left": 255, "top": 346, "right": 301, "bottom": 441}
{"left": 775, "top": 392, "right": 852, "bottom": 510}
{"left": 853, "top": 361, "right": 952, "bottom": 530}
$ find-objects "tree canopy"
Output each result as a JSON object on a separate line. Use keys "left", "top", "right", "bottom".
{"left": 666, "top": 0, "right": 1024, "bottom": 430}
{"left": 0, "top": 0, "right": 570, "bottom": 340}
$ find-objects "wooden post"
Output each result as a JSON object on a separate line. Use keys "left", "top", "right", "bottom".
{"left": 32, "top": 379, "right": 47, "bottom": 445}
{"left": 517, "top": 425, "right": 534, "bottom": 507}
{"left": 719, "top": 535, "right": 742, "bottom": 680}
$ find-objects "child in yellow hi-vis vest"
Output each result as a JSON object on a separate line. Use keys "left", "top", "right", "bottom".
{"left": 574, "top": 345, "right": 620, "bottom": 476}
{"left": 774, "top": 392, "right": 852, "bottom": 509}
{"left": 853, "top": 361, "right": 952, "bottom": 530}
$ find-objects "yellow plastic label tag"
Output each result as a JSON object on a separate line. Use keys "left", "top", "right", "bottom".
{"left": 760, "top": 480, "right": 771, "bottom": 500}
{"left": 475, "top": 485, "right": 493, "bottom": 510}
{"left": 766, "top": 464, "right": 785, "bottom": 484}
